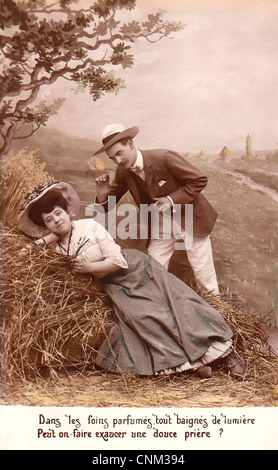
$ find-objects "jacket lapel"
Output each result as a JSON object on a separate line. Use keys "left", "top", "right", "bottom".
{"left": 141, "top": 151, "right": 154, "bottom": 195}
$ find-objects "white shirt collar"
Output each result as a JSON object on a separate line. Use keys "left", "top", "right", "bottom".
{"left": 130, "top": 149, "right": 143, "bottom": 172}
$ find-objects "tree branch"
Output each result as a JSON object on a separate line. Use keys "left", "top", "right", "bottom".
{"left": 18, "top": 57, "right": 114, "bottom": 91}
{"left": 0, "top": 1, "right": 183, "bottom": 156}
{"left": 14, "top": 123, "right": 41, "bottom": 140}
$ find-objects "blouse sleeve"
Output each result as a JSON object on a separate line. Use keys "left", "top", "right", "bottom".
{"left": 86, "top": 220, "right": 128, "bottom": 269}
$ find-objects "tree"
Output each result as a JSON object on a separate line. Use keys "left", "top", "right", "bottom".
{"left": 0, "top": 0, "right": 183, "bottom": 157}
{"left": 245, "top": 132, "right": 255, "bottom": 160}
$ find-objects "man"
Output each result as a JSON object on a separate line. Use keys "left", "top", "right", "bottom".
{"left": 93, "top": 123, "right": 219, "bottom": 294}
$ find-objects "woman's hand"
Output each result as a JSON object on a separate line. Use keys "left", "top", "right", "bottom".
{"left": 70, "top": 257, "right": 121, "bottom": 278}
{"left": 34, "top": 238, "right": 46, "bottom": 246}
{"left": 71, "top": 258, "right": 92, "bottom": 274}
{"left": 34, "top": 233, "right": 60, "bottom": 246}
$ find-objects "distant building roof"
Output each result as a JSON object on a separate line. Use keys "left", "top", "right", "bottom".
{"left": 219, "top": 146, "right": 231, "bottom": 158}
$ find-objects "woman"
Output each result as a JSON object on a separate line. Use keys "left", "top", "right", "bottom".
{"left": 18, "top": 180, "right": 246, "bottom": 379}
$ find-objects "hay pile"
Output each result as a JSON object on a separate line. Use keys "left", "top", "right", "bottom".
{"left": 1, "top": 224, "right": 114, "bottom": 384}
{"left": 0, "top": 151, "right": 115, "bottom": 384}
{"left": 204, "top": 292, "right": 272, "bottom": 360}
{"left": 0, "top": 150, "right": 52, "bottom": 225}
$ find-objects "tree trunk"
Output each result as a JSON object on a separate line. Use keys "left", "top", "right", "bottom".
{"left": 0, "top": 81, "right": 40, "bottom": 159}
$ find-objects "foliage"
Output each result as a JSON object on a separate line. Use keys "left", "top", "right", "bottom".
{"left": 245, "top": 132, "right": 256, "bottom": 160}
{"left": 0, "top": 0, "right": 183, "bottom": 156}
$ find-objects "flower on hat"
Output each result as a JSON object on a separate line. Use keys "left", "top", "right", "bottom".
{"left": 20, "top": 180, "right": 60, "bottom": 211}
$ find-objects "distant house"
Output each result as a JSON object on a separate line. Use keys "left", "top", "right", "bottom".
{"left": 219, "top": 146, "right": 231, "bottom": 161}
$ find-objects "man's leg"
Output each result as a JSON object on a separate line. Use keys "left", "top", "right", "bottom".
{"left": 148, "top": 235, "right": 219, "bottom": 295}
{"left": 186, "top": 235, "right": 219, "bottom": 295}
{"left": 147, "top": 238, "right": 175, "bottom": 270}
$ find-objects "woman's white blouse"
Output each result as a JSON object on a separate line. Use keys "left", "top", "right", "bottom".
{"left": 55, "top": 219, "right": 128, "bottom": 269}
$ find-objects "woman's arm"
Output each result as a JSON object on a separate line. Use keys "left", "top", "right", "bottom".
{"left": 86, "top": 219, "right": 128, "bottom": 272}
{"left": 71, "top": 220, "right": 128, "bottom": 278}
{"left": 34, "top": 232, "right": 60, "bottom": 246}
{"left": 71, "top": 257, "right": 121, "bottom": 278}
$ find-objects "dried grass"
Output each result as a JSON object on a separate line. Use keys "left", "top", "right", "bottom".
{"left": 0, "top": 150, "right": 53, "bottom": 225}
{"left": 203, "top": 292, "right": 273, "bottom": 366}
{"left": 1, "top": 224, "right": 114, "bottom": 384}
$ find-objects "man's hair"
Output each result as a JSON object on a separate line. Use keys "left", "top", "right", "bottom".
{"left": 28, "top": 189, "right": 68, "bottom": 227}
{"left": 112, "top": 137, "right": 133, "bottom": 147}
{"left": 119, "top": 137, "right": 132, "bottom": 145}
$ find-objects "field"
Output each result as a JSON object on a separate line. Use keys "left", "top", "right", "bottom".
{"left": 1, "top": 128, "right": 278, "bottom": 407}
{"left": 185, "top": 155, "right": 278, "bottom": 324}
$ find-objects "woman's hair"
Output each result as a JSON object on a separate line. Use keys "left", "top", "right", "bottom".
{"left": 28, "top": 189, "right": 68, "bottom": 227}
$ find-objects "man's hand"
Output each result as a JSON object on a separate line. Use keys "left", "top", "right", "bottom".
{"left": 153, "top": 197, "right": 172, "bottom": 212}
{"left": 95, "top": 174, "right": 111, "bottom": 203}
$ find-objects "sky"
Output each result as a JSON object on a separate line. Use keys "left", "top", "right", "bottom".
{"left": 43, "top": 0, "right": 278, "bottom": 154}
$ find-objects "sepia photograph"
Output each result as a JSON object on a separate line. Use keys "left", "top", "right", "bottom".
{"left": 0, "top": 0, "right": 277, "bottom": 452}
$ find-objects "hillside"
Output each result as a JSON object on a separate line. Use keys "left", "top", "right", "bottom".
{"left": 181, "top": 155, "right": 278, "bottom": 324}
{"left": 9, "top": 127, "right": 116, "bottom": 211}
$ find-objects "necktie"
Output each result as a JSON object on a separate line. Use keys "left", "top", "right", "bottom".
{"left": 131, "top": 166, "right": 145, "bottom": 180}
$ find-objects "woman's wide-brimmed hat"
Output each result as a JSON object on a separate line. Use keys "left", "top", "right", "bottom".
{"left": 93, "top": 123, "right": 139, "bottom": 156}
{"left": 18, "top": 180, "right": 80, "bottom": 238}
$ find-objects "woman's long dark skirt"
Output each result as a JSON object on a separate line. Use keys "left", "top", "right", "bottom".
{"left": 95, "top": 249, "right": 233, "bottom": 375}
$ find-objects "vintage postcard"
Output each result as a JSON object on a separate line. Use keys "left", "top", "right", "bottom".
{"left": 0, "top": 0, "right": 277, "bottom": 453}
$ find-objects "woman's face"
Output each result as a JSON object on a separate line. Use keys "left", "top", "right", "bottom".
{"left": 42, "top": 206, "right": 71, "bottom": 238}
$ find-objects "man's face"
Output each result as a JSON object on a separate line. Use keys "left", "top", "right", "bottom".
{"left": 106, "top": 140, "right": 137, "bottom": 169}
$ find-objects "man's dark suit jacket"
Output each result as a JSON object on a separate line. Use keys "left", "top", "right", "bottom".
{"left": 98, "top": 149, "right": 217, "bottom": 238}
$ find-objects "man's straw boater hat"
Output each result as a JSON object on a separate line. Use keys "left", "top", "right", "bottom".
{"left": 18, "top": 180, "right": 80, "bottom": 238}
{"left": 93, "top": 124, "right": 139, "bottom": 156}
